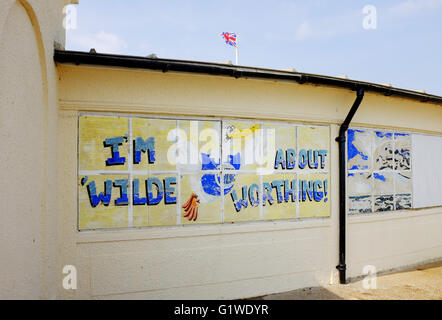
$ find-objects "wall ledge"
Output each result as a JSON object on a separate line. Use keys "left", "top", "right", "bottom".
{"left": 76, "top": 217, "right": 331, "bottom": 244}
{"left": 348, "top": 206, "right": 442, "bottom": 224}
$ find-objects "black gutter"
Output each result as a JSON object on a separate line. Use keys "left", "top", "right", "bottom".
{"left": 54, "top": 50, "right": 442, "bottom": 105}
{"left": 335, "top": 88, "right": 365, "bottom": 284}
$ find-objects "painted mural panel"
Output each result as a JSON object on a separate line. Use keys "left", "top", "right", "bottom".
{"left": 78, "top": 115, "right": 331, "bottom": 230}
{"left": 298, "top": 126, "right": 330, "bottom": 171}
{"left": 347, "top": 129, "right": 371, "bottom": 170}
{"left": 180, "top": 172, "right": 222, "bottom": 224}
{"left": 374, "top": 131, "right": 393, "bottom": 170}
{"left": 132, "top": 117, "right": 177, "bottom": 171}
{"left": 261, "top": 123, "right": 296, "bottom": 172}
{"left": 79, "top": 116, "right": 129, "bottom": 171}
{"left": 394, "top": 133, "right": 411, "bottom": 170}
{"left": 348, "top": 172, "right": 372, "bottom": 214}
{"left": 374, "top": 195, "right": 394, "bottom": 212}
{"left": 132, "top": 173, "right": 178, "bottom": 227}
{"left": 178, "top": 120, "right": 221, "bottom": 173}
{"left": 394, "top": 171, "right": 412, "bottom": 210}
{"left": 78, "top": 174, "right": 129, "bottom": 229}
{"left": 224, "top": 174, "right": 261, "bottom": 223}
{"left": 222, "top": 120, "right": 262, "bottom": 172}
{"left": 395, "top": 194, "right": 412, "bottom": 210}
{"left": 347, "top": 127, "right": 413, "bottom": 214}
{"left": 261, "top": 174, "right": 297, "bottom": 220}
{"left": 349, "top": 196, "right": 372, "bottom": 214}
{"left": 373, "top": 172, "right": 393, "bottom": 195}
{"left": 373, "top": 171, "right": 394, "bottom": 212}
{"left": 298, "top": 173, "right": 330, "bottom": 218}
{"left": 348, "top": 172, "right": 372, "bottom": 196}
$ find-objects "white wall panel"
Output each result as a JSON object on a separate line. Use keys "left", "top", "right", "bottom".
{"left": 412, "top": 134, "right": 442, "bottom": 208}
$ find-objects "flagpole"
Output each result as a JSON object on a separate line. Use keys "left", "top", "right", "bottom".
{"left": 235, "top": 34, "right": 239, "bottom": 65}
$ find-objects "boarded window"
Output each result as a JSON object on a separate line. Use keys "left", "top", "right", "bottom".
{"left": 411, "top": 134, "right": 442, "bottom": 208}
{"left": 347, "top": 128, "right": 412, "bottom": 214}
{"left": 78, "top": 114, "right": 331, "bottom": 230}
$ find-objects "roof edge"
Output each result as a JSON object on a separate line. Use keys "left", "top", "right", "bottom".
{"left": 54, "top": 50, "right": 442, "bottom": 105}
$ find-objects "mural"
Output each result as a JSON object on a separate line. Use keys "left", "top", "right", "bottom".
{"left": 78, "top": 115, "right": 330, "bottom": 230}
{"left": 347, "top": 128, "right": 412, "bottom": 214}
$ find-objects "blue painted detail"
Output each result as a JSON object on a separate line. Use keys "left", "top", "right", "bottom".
{"left": 396, "top": 150, "right": 410, "bottom": 157}
{"left": 201, "top": 153, "right": 218, "bottom": 170}
{"left": 298, "top": 149, "right": 307, "bottom": 169}
{"left": 286, "top": 149, "right": 296, "bottom": 169}
{"left": 394, "top": 133, "right": 409, "bottom": 137}
{"left": 104, "top": 136, "right": 126, "bottom": 166}
{"left": 271, "top": 180, "right": 284, "bottom": 203}
{"left": 228, "top": 153, "right": 241, "bottom": 170}
{"left": 274, "top": 149, "right": 286, "bottom": 169}
{"left": 318, "top": 150, "right": 328, "bottom": 169}
{"left": 147, "top": 177, "right": 163, "bottom": 205}
{"left": 133, "top": 137, "right": 155, "bottom": 164}
{"left": 347, "top": 129, "right": 368, "bottom": 163}
{"left": 133, "top": 178, "right": 147, "bottom": 205}
{"left": 375, "top": 131, "right": 392, "bottom": 139}
{"left": 248, "top": 183, "right": 260, "bottom": 207}
{"left": 113, "top": 179, "right": 129, "bottom": 205}
{"left": 374, "top": 172, "right": 386, "bottom": 182}
{"left": 313, "top": 180, "right": 323, "bottom": 202}
{"left": 300, "top": 180, "right": 314, "bottom": 202}
{"left": 348, "top": 172, "right": 355, "bottom": 177}
{"left": 164, "top": 176, "right": 177, "bottom": 204}
{"left": 284, "top": 179, "right": 297, "bottom": 202}
{"left": 201, "top": 173, "right": 222, "bottom": 196}
{"left": 201, "top": 153, "right": 240, "bottom": 197}
{"left": 262, "top": 182, "right": 274, "bottom": 205}
{"left": 81, "top": 176, "right": 88, "bottom": 186}
{"left": 307, "top": 149, "right": 319, "bottom": 169}
{"left": 231, "top": 186, "right": 248, "bottom": 212}
{"left": 324, "top": 179, "right": 328, "bottom": 202}
{"left": 87, "top": 180, "right": 112, "bottom": 207}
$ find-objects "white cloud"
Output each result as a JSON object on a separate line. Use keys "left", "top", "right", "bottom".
{"left": 388, "top": 0, "right": 442, "bottom": 16}
{"left": 294, "top": 10, "right": 359, "bottom": 41}
{"left": 295, "top": 22, "right": 313, "bottom": 40}
{"left": 67, "top": 31, "right": 127, "bottom": 54}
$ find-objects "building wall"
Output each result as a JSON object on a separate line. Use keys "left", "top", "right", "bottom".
{"left": 0, "top": 0, "right": 440, "bottom": 300}
{"left": 56, "top": 65, "right": 442, "bottom": 299}
{"left": 0, "top": 0, "right": 68, "bottom": 299}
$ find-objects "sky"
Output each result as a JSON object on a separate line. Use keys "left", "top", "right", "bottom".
{"left": 66, "top": 0, "right": 442, "bottom": 96}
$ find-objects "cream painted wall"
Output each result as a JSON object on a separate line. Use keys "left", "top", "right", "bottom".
{"left": 348, "top": 208, "right": 442, "bottom": 279}
{"left": 56, "top": 65, "right": 441, "bottom": 299}
{"left": 57, "top": 65, "right": 442, "bottom": 134}
{"left": 0, "top": 0, "right": 68, "bottom": 299}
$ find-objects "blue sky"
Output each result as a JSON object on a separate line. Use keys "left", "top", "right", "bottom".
{"left": 66, "top": 0, "right": 442, "bottom": 96}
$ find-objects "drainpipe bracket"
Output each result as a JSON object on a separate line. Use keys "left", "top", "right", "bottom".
{"left": 335, "top": 135, "right": 346, "bottom": 143}
{"left": 336, "top": 264, "right": 346, "bottom": 271}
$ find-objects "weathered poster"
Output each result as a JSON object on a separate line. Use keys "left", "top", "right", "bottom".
{"left": 78, "top": 115, "right": 330, "bottom": 230}
{"left": 347, "top": 128, "right": 412, "bottom": 214}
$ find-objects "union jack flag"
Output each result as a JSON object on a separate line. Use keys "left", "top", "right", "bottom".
{"left": 220, "top": 32, "right": 237, "bottom": 47}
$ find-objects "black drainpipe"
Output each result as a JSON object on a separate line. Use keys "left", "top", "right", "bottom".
{"left": 336, "top": 88, "right": 365, "bottom": 284}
